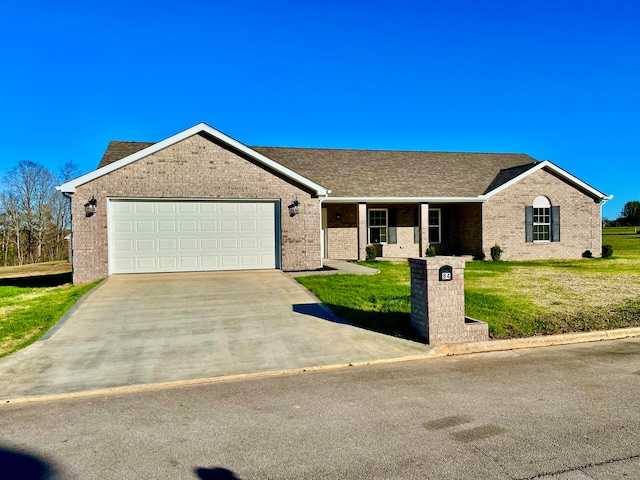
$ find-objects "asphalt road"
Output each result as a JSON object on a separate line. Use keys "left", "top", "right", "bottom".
{"left": 2, "top": 337, "right": 640, "bottom": 479}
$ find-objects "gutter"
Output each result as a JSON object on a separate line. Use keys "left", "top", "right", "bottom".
{"left": 321, "top": 196, "right": 487, "bottom": 204}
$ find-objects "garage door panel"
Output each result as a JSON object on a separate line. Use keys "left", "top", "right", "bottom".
{"left": 158, "top": 221, "right": 176, "bottom": 232}
{"left": 157, "top": 203, "right": 176, "bottom": 214}
{"left": 114, "top": 221, "right": 133, "bottom": 233}
{"left": 137, "top": 258, "right": 156, "bottom": 270}
{"left": 179, "top": 220, "right": 197, "bottom": 232}
{"left": 240, "top": 203, "right": 257, "bottom": 213}
{"left": 159, "top": 257, "right": 178, "bottom": 269}
{"left": 201, "top": 256, "right": 218, "bottom": 268}
{"left": 135, "top": 202, "right": 154, "bottom": 214}
{"left": 115, "top": 239, "right": 134, "bottom": 252}
{"left": 179, "top": 203, "right": 197, "bottom": 214}
{"left": 136, "top": 221, "right": 155, "bottom": 233}
{"left": 201, "top": 238, "right": 218, "bottom": 250}
{"left": 220, "top": 220, "right": 237, "bottom": 232}
{"left": 241, "top": 238, "right": 257, "bottom": 249}
{"left": 220, "top": 204, "right": 237, "bottom": 214}
{"left": 200, "top": 203, "right": 218, "bottom": 214}
{"left": 158, "top": 239, "right": 177, "bottom": 251}
{"left": 114, "top": 202, "right": 133, "bottom": 214}
{"left": 110, "top": 200, "right": 277, "bottom": 273}
{"left": 221, "top": 256, "right": 239, "bottom": 267}
{"left": 221, "top": 238, "right": 238, "bottom": 249}
{"left": 241, "top": 256, "right": 258, "bottom": 266}
{"left": 115, "top": 258, "right": 135, "bottom": 271}
{"left": 201, "top": 220, "right": 217, "bottom": 232}
{"left": 136, "top": 239, "right": 155, "bottom": 251}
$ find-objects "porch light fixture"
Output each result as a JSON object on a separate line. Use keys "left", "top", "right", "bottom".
{"left": 84, "top": 196, "right": 97, "bottom": 217}
{"left": 335, "top": 212, "right": 341, "bottom": 220}
{"left": 288, "top": 199, "right": 300, "bottom": 217}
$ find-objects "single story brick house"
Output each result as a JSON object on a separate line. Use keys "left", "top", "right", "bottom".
{"left": 57, "top": 123, "right": 612, "bottom": 284}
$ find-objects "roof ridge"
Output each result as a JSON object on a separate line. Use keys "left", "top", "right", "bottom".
{"left": 252, "top": 146, "right": 531, "bottom": 156}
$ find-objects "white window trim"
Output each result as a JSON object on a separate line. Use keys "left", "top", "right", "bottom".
{"left": 533, "top": 207, "right": 551, "bottom": 243}
{"left": 368, "top": 208, "right": 388, "bottom": 244}
{"left": 428, "top": 208, "right": 442, "bottom": 244}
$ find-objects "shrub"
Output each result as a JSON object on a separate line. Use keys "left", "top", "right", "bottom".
{"left": 365, "top": 244, "right": 377, "bottom": 261}
{"left": 490, "top": 243, "right": 503, "bottom": 261}
{"left": 602, "top": 244, "right": 613, "bottom": 259}
{"left": 425, "top": 245, "right": 437, "bottom": 257}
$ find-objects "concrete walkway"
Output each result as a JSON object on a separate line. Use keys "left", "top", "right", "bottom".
{"left": 286, "top": 259, "right": 380, "bottom": 277}
{"left": 0, "top": 270, "right": 426, "bottom": 400}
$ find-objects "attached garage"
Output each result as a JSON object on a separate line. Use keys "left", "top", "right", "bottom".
{"left": 57, "top": 123, "right": 329, "bottom": 284}
{"left": 109, "top": 199, "right": 279, "bottom": 274}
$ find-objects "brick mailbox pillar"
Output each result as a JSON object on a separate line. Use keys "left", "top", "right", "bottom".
{"left": 409, "top": 257, "right": 488, "bottom": 344}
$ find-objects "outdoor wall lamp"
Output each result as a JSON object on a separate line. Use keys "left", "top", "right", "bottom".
{"left": 84, "top": 196, "right": 97, "bottom": 217}
{"left": 335, "top": 212, "right": 341, "bottom": 220}
{"left": 288, "top": 199, "right": 300, "bottom": 217}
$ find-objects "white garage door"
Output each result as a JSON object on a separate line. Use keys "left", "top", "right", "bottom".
{"left": 109, "top": 200, "right": 278, "bottom": 274}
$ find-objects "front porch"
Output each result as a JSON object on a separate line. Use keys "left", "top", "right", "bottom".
{"left": 321, "top": 202, "right": 484, "bottom": 261}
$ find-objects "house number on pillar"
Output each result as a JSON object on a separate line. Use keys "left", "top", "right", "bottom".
{"left": 439, "top": 265, "right": 453, "bottom": 281}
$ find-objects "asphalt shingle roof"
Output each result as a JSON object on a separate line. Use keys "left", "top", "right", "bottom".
{"left": 98, "top": 141, "right": 155, "bottom": 168}
{"left": 97, "top": 140, "right": 538, "bottom": 198}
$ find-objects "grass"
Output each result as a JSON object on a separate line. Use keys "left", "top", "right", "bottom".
{"left": 603, "top": 226, "right": 640, "bottom": 259}
{"left": 298, "top": 227, "right": 640, "bottom": 340}
{"left": 298, "top": 262, "right": 421, "bottom": 341}
{"left": 0, "top": 262, "right": 100, "bottom": 358}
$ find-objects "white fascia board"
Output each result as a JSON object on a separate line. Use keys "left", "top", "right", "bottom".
{"left": 482, "top": 160, "right": 610, "bottom": 200}
{"left": 322, "top": 197, "right": 486, "bottom": 204}
{"left": 56, "top": 123, "right": 330, "bottom": 196}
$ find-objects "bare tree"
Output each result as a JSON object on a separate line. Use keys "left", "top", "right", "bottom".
{"left": 0, "top": 160, "right": 73, "bottom": 266}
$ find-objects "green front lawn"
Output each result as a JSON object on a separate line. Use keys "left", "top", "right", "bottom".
{"left": 0, "top": 264, "right": 99, "bottom": 358}
{"left": 298, "top": 229, "right": 640, "bottom": 339}
{"left": 603, "top": 226, "right": 640, "bottom": 258}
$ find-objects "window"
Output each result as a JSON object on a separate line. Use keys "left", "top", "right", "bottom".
{"left": 532, "top": 196, "right": 551, "bottom": 241}
{"left": 428, "top": 209, "right": 441, "bottom": 244}
{"left": 368, "top": 209, "right": 387, "bottom": 243}
{"left": 526, "top": 197, "right": 560, "bottom": 243}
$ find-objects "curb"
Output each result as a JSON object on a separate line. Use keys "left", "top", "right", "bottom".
{"left": 434, "top": 326, "right": 640, "bottom": 356}
{"left": 4, "top": 327, "right": 640, "bottom": 406}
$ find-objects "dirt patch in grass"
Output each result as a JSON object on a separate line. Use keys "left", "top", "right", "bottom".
{"left": 0, "top": 261, "right": 71, "bottom": 279}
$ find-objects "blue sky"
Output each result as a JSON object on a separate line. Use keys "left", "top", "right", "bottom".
{"left": 0, "top": 0, "right": 637, "bottom": 219}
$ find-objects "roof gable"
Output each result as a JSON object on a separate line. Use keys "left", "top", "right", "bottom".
{"left": 57, "top": 123, "right": 330, "bottom": 195}
{"left": 482, "top": 160, "right": 611, "bottom": 201}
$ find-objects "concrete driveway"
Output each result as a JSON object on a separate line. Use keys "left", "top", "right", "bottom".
{"left": 0, "top": 271, "right": 427, "bottom": 399}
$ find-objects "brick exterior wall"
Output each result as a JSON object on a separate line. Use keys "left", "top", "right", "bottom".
{"left": 326, "top": 203, "right": 421, "bottom": 260}
{"left": 71, "top": 133, "right": 322, "bottom": 283}
{"left": 410, "top": 257, "right": 488, "bottom": 344}
{"left": 324, "top": 204, "right": 358, "bottom": 259}
{"left": 455, "top": 203, "right": 483, "bottom": 257}
{"left": 482, "top": 168, "right": 603, "bottom": 260}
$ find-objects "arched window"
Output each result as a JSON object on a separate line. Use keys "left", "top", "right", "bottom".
{"left": 526, "top": 197, "right": 560, "bottom": 243}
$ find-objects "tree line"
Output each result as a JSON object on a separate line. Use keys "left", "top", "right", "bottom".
{"left": 0, "top": 160, "right": 79, "bottom": 266}
{"left": 605, "top": 201, "right": 640, "bottom": 227}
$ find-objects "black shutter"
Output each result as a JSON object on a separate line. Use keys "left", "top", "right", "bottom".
{"left": 551, "top": 206, "right": 560, "bottom": 242}
{"left": 413, "top": 208, "right": 419, "bottom": 244}
{"left": 388, "top": 208, "right": 397, "bottom": 244}
{"left": 525, "top": 206, "right": 533, "bottom": 242}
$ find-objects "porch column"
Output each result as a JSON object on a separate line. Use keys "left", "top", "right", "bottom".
{"left": 358, "top": 203, "right": 367, "bottom": 260}
{"left": 419, "top": 203, "right": 429, "bottom": 256}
